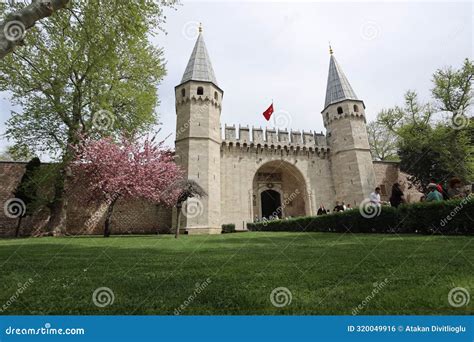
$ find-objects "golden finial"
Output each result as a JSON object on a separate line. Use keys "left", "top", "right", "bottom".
{"left": 199, "top": 23, "right": 203, "bottom": 33}
{"left": 329, "top": 42, "right": 333, "bottom": 55}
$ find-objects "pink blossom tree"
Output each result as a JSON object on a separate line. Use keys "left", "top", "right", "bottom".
{"left": 72, "top": 135, "right": 184, "bottom": 237}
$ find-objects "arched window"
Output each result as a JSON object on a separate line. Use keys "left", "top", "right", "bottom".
{"left": 353, "top": 104, "right": 359, "bottom": 112}
{"left": 197, "top": 87, "right": 204, "bottom": 95}
{"left": 326, "top": 112, "right": 329, "bottom": 121}
{"left": 214, "top": 91, "right": 218, "bottom": 101}
{"left": 337, "top": 106, "right": 343, "bottom": 114}
{"left": 181, "top": 88, "right": 185, "bottom": 97}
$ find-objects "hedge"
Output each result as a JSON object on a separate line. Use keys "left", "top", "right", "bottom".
{"left": 222, "top": 224, "right": 236, "bottom": 234}
{"left": 247, "top": 197, "right": 473, "bottom": 235}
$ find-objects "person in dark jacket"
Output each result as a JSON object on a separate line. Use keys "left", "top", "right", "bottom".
{"left": 333, "top": 201, "right": 345, "bottom": 212}
{"left": 317, "top": 205, "right": 328, "bottom": 215}
{"left": 389, "top": 182, "right": 405, "bottom": 208}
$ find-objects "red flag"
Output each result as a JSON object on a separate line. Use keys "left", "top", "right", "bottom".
{"left": 263, "top": 103, "right": 274, "bottom": 121}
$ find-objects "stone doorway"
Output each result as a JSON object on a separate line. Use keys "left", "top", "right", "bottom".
{"left": 260, "top": 189, "right": 282, "bottom": 219}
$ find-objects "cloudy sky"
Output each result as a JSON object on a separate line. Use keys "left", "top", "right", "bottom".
{"left": 0, "top": 0, "right": 472, "bottom": 155}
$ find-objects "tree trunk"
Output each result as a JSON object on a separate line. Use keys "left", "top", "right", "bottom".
{"left": 175, "top": 205, "right": 181, "bottom": 239}
{"left": 15, "top": 216, "right": 23, "bottom": 238}
{"left": 0, "top": 0, "right": 70, "bottom": 59}
{"left": 46, "top": 167, "right": 67, "bottom": 235}
{"left": 104, "top": 197, "right": 118, "bottom": 238}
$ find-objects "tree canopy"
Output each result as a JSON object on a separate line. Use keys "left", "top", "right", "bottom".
{"left": 373, "top": 60, "right": 473, "bottom": 191}
{"left": 0, "top": 0, "right": 176, "bottom": 232}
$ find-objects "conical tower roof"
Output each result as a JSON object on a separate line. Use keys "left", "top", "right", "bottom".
{"left": 180, "top": 31, "right": 218, "bottom": 86}
{"left": 324, "top": 51, "right": 359, "bottom": 110}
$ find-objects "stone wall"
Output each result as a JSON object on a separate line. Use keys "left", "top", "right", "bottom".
{"left": 0, "top": 162, "right": 172, "bottom": 237}
{"left": 373, "top": 161, "right": 423, "bottom": 202}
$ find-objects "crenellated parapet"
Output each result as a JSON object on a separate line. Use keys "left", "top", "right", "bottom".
{"left": 175, "top": 95, "right": 222, "bottom": 110}
{"left": 221, "top": 125, "right": 329, "bottom": 156}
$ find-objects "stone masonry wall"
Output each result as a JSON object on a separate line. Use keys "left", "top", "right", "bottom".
{"left": 373, "top": 161, "right": 423, "bottom": 202}
{"left": 0, "top": 162, "right": 172, "bottom": 237}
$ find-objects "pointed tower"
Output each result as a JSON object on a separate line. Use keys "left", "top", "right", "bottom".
{"left": 322, "top": 47, "right": 376, "bottom": 206}
{"left": 175, "top": 25, "right": 223, "bottom": 234}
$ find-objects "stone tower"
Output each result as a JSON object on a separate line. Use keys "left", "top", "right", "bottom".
{"left": 174, "top": 27, "right": 223, "bottom": 234}
{"left": 322, "top": 47, "right": 376, "bottom": 206}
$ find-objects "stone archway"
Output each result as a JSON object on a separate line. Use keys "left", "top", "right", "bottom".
{"left": 252, "top": 160, "right": 309, "bottom": 220}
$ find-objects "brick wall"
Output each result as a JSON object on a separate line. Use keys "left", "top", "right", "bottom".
{"left": 0, "top": 162, "right": 172, "bottom": 237}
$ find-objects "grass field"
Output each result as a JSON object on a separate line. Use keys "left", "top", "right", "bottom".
{"left": 0, "top": 232, "right": 472, "bottom": 315}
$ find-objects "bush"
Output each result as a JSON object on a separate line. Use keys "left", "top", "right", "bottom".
{"left": 247, "top": 197, "right": 473, "bottom": 235}
{"left": 222, "top": 224, "right": 236, "bottom": 234}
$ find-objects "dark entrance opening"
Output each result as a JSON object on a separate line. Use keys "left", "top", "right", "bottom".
{"left": 261, "top": 190, "right": 282, "bottom": 219}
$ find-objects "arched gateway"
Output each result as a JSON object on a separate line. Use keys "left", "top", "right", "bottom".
{"left": 252, "top": 161, "right": 309, "bottom": 220}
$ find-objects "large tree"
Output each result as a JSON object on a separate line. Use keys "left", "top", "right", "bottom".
{"left": 0, "top": 0, "right": 175, "bottom": 233}
{"left": 367, "top": 117, "right": 398, "bottom": 161}
{"left": 377, "top": 60, "right": 473, "bottom": 191}
{"left": 432, "top": 58, "right": 473, "bottom": 119}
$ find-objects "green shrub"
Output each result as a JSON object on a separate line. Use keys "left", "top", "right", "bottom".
{"left": 398, "top": 198, "right": 473, "bottom": 235}
{"left": 222, "top": 224, "right": 236, "bottom": 234}
{"left": 247, "top": 198, "right": 473, "bottom": 235}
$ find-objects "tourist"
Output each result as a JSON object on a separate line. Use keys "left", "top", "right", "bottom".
{"left": 425, "top": 183, "right": 443, "bottom": 202}
{"left": 346, "top": 203, "right": 353, "bottom": 210}
{"left": 430, "top": 177, "right": 447, "bottom": 198}
{"left": 369, "top": 187, "right": 382, "bottom": 207}
{"left": 333, "top": 201, "right": 344, "bottom": 212}
{"left": 342, "top": 201, "right": 347, "bottom": 211}
{"left": 447, "top": 177, "right": 465, "bottom": 199}
{"left": 389, "top": 182, "right": 405, "bottom": 208}
{"left": 429, "top": 178, "right": 443, "bottom": 193}
{"left": 317, "top": 205, "right": 328, "bottom": 215}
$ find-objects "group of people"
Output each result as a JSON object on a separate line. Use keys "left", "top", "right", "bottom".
{"left": 370, "top": 177, "right": 471, "bottom": 209}
{"left": 316, "top": 177, "right": 471, "bottom": 216}
{"left": 317, "top": 201, "right": 353, "bottom": 215}
{"left": 422, "top": 177, "right": 471, "bottom": 203}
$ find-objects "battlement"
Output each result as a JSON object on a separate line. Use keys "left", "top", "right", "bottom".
{"left": 222, "top": 125, "right": 328, "bottom": 151}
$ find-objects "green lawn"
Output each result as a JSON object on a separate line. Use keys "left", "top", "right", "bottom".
{"left": 0, "top": 232, "right": 472, "bottom": 315}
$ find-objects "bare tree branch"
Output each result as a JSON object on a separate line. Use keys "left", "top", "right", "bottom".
{"left": 0, "top": 0, "right": 70, "bottom": 59}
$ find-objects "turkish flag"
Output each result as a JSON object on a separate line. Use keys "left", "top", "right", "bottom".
{"left": 263, "top": 103, "right": 274, "bottom": 121}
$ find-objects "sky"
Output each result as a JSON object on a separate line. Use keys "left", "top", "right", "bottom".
{"left": 0, "top": 0, "right": 472, "bottom": 155}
